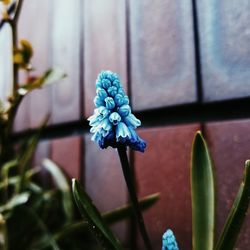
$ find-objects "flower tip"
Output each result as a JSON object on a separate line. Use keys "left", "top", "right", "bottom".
{"left": 89, "top": 70, "right": 146, "bottom": 152}
{"left": 162, "top": 229, "right": 179, "bottom": 250}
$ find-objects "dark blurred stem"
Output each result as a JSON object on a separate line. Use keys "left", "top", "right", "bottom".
{"left": 0, "top": 20, "right": 17, "bottom": 165}
{"left": 0, "top": 0, "right": 24, "bottom": 165}
{"left": 8, "top": 0, "right": 25, "bottom": 131}
{"left": 11, "top": 0, "right": 24, "bottom": 95}
{"left": 13, "top": 0, "right": 24, "bottom": 25}
{"left": 117, "top": 146, "right": 152, "bottom": 250}
{"left": 11, "top": 21, "right": 18, "bottom": 96}
{"left": 3, "top": 19, "right": 18, "bottom": 148}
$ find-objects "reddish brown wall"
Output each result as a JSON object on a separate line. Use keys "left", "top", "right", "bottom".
{"left": 1, "top": 0, "right": 250, "bottom": 249}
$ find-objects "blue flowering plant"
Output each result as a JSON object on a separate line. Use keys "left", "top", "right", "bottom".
{"left": 87, "top": 70, "right": 152, "bottom": 249}
{"left": 88, "top": 70, "right": 146, "bottom": 152}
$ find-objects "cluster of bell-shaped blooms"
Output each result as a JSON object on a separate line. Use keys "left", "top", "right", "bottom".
{"left": 88, "top": 71, "right": 146, "bottom": 152}
{"left": 162, "top": 229, "right": 179, "bottom": 250}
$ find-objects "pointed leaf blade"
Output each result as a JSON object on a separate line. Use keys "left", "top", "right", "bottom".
{"left": 191, "top": 131, "right": 215, "bottom": 250}
{"left": 0, "top": 192, "right": 30, "bottom": 213}
{"left": 215, "top": 160, "right": 250, "bottom": 250}
{"left": 72, "top": 179, "right": 124, "bottom": 250}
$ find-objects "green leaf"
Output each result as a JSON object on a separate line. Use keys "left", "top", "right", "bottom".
{"left": 18, "top": 68, "right": 66, "bottom": 96}
{"left": 0, "top": 177, "right": 19, "bottom": 190}
{"left": 42, "top": 159, "right": 73, "bottom": 223}
{"left": 0, "top": 192, "right": 30, "bottom": 213}
{"left": 0, "top": 159, "right": 18, "bottom": 197}
{"left": 1, "top": 159, "right": 18, "bottom": 178}
{"left": 191, "top": 131, "right": 215, "bottom": 250}
{"left": 215, "top": 160, "right": 250, "bottom": 250}
{"left": 42, "top": 68, "right": 66, "bottom": 85}
{"left": 72, "top": 179, "right": 124, "bottom": 250}
{"left": 55, "top": 192, "right": 160, "bottom": 242}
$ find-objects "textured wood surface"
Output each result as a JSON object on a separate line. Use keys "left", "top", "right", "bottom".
{"left": 15, "top": 0, "right": 52, "bottom": 130}
{"left": 0, "top": 24, "right": 12, "bottom": 107}
{"left": 197, "top": 0, "right": 250, "bottom": 101}
{"left": 129, "top": 0, "right": 197, "bottom": 110}
{"left": 83, "top": 0, "right": 127, "bottom": 117}
{"left": 51, "top": 136, "right": 82, "bottom": 179}
{"left": 51, "top": 0, "right": 81, "bottom": 124}
{"left": 134, "top": 124, "right": 200, "bottom": 250}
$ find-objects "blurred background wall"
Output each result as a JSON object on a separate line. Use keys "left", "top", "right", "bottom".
{"left": 1, "top": 0, "right": 250, "bottom": 249}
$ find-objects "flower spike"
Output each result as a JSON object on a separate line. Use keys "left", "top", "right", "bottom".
{"left": 162, "top": 229, "right": 179, "bottom": 250}
{"left": 88, "top": 70, "right": 146, "bottom": 152}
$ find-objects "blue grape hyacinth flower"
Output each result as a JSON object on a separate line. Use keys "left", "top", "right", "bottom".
{"left": 162, "top": 229, "right": 179, "bottom": 250}
{"left": 88, "top": 70, "right": 146, "bottom": 152}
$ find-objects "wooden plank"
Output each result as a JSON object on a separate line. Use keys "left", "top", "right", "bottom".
{"left": 134, "top": 124, "right": 200, "bottom": 249}
{"left": 0, "top": 24, "right": 12, "bottom": 108}
{"left": 129, "top": 0, "right": 197, "bottom": 110}
{"left": 16, "top": 0, "right": 52, "bottom": 130}
{"left": 51, "top": 136, "right": 82, "bottom": 180}
{"left": 83, "top": 0, "right": 127, "bottom": 117}
{"left": 197, "top": 0, "right": 250, "bottom": 101}
{"left": 51, "top": 0, "right": 81, "bottom": 124}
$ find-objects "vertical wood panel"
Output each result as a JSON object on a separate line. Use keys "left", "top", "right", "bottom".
{"left": 83, "top": 0, "right": 127, "bottom": 117}
{"left": 51, "top": 0, "right": 81, "bottom": 124}
{"left": 51, "top": 136, "right": 82, "bottom": 180}
{"left": 129, "top": 0, "right": 196, "bottom": 110}
{"left": 27, "top": 0, "right": 52, "bottom": 129}
{"left": 134, "top": 125, "right": 200, "bottom": 250}
{"left": 16, "top": 0, "right": 52, "bottom": 130}
{"left": 197, "top": 0, "right": 250, "bottom": 101}
{"left": 0, "top": 24, "right": 12, "bottom": 109}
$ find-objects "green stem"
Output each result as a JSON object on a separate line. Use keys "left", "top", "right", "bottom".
{"left": 0, "top": 215, "right": 8, "bottom": 250}
{"left": 117, "top": 146, "right": 152, "bottom": 250}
